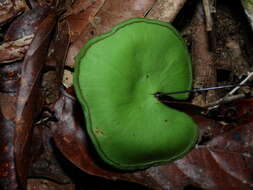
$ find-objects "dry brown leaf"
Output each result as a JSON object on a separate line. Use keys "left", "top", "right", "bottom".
{"left": 15, "top": 11, "right": 57, "bottom": 188}
{"left": 146, "top": 0, "right": 188, "bottom": 22}
{"left": 65, "top": 0, "right": 157, "bottom": 67}
{"left": 64, "top": 0, "right": 106, "bottom": 42}
{"left": 48, "top": 20, "right": 71, "bottom": 84}
{"left": 4, "top": 7, "right": 50, "bottom": 41}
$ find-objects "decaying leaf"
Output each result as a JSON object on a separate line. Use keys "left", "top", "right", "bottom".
{"left": 64, "top": 0, "right": 106, "bottom": 42}
{"left": 4, "top": 6, "right": 50, "bottom": 41}
{"left": 28, "top": 124, "right": 73, "bottom": 184}
{"left": 50, "top": 90, "right": 253, "bottom": 190}
{"left": 0, "top": 7, "right": 51, "bottom": 64}
{"left": 0, "top": 62, "right": 21, "bottom": 190}
{"left": 46, "top": 19, "right": 70, "bottom": 84}
{"left": 0, "top": 113, "right": 19, "bottom": 190}
{"left": 65, "top": 0, "right": 157, "bottom": 67}
{"left": 41, "top": 19, "right": 70, "bottom": 106}
{"left": 0, "top": 0, "right": 252, "bottom": 189}
{"left": 15, "top": 11, "right": 57, "bottom": 188}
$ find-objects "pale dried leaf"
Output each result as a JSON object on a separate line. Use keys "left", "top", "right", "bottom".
{"left": 0, "top": 35, "right": 34, "bottom": 64}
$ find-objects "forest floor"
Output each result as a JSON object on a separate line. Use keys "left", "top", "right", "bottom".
{"left": 0, "top": 0, "right": 253, "bottom": 190}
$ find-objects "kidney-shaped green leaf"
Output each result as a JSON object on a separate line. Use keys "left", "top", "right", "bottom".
{"left": 74, "top": 18, "right": 198, "bottom": 170}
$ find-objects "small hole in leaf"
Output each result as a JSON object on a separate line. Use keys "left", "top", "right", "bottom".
{"left": 146, "top": 74, "right": 149, "bottom": 78}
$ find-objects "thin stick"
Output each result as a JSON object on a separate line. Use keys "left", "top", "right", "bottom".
{"left": 207, "top": 71, "right": 253, "bottom": 109}
{"left": 154, "top": 83, "right": 252, "bottom": 97}
{"left": 228, "top": 71, "right": 253, "bottom": 95}
{"left": 207, "top": 94, "right": 247, "bottom": 109}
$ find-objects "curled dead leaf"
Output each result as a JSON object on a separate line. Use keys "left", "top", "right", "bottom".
{"left": 14, "top": 11, "right": 57, "bottom": 188}
{"left": 46, "top": 19, "right": 70, "bottom": 84}
{"left": 4, "top": 6, "right": 50, "bottom": 41}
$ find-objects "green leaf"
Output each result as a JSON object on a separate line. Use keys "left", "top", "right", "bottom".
{"left": 74, "top": 18, "right": 198, "bottom": 170}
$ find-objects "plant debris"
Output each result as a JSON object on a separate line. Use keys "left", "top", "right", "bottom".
{"left": 0, "top": 0, "right": 252, "bottom": 189}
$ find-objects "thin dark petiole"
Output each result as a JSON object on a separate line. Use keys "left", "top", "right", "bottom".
{"left": 154, "top": 83, "right": 253, "bottom": 97}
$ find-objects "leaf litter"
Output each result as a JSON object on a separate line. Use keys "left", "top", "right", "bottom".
{"left": 0, "top": 0, "right": 252, "bottom": 190}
